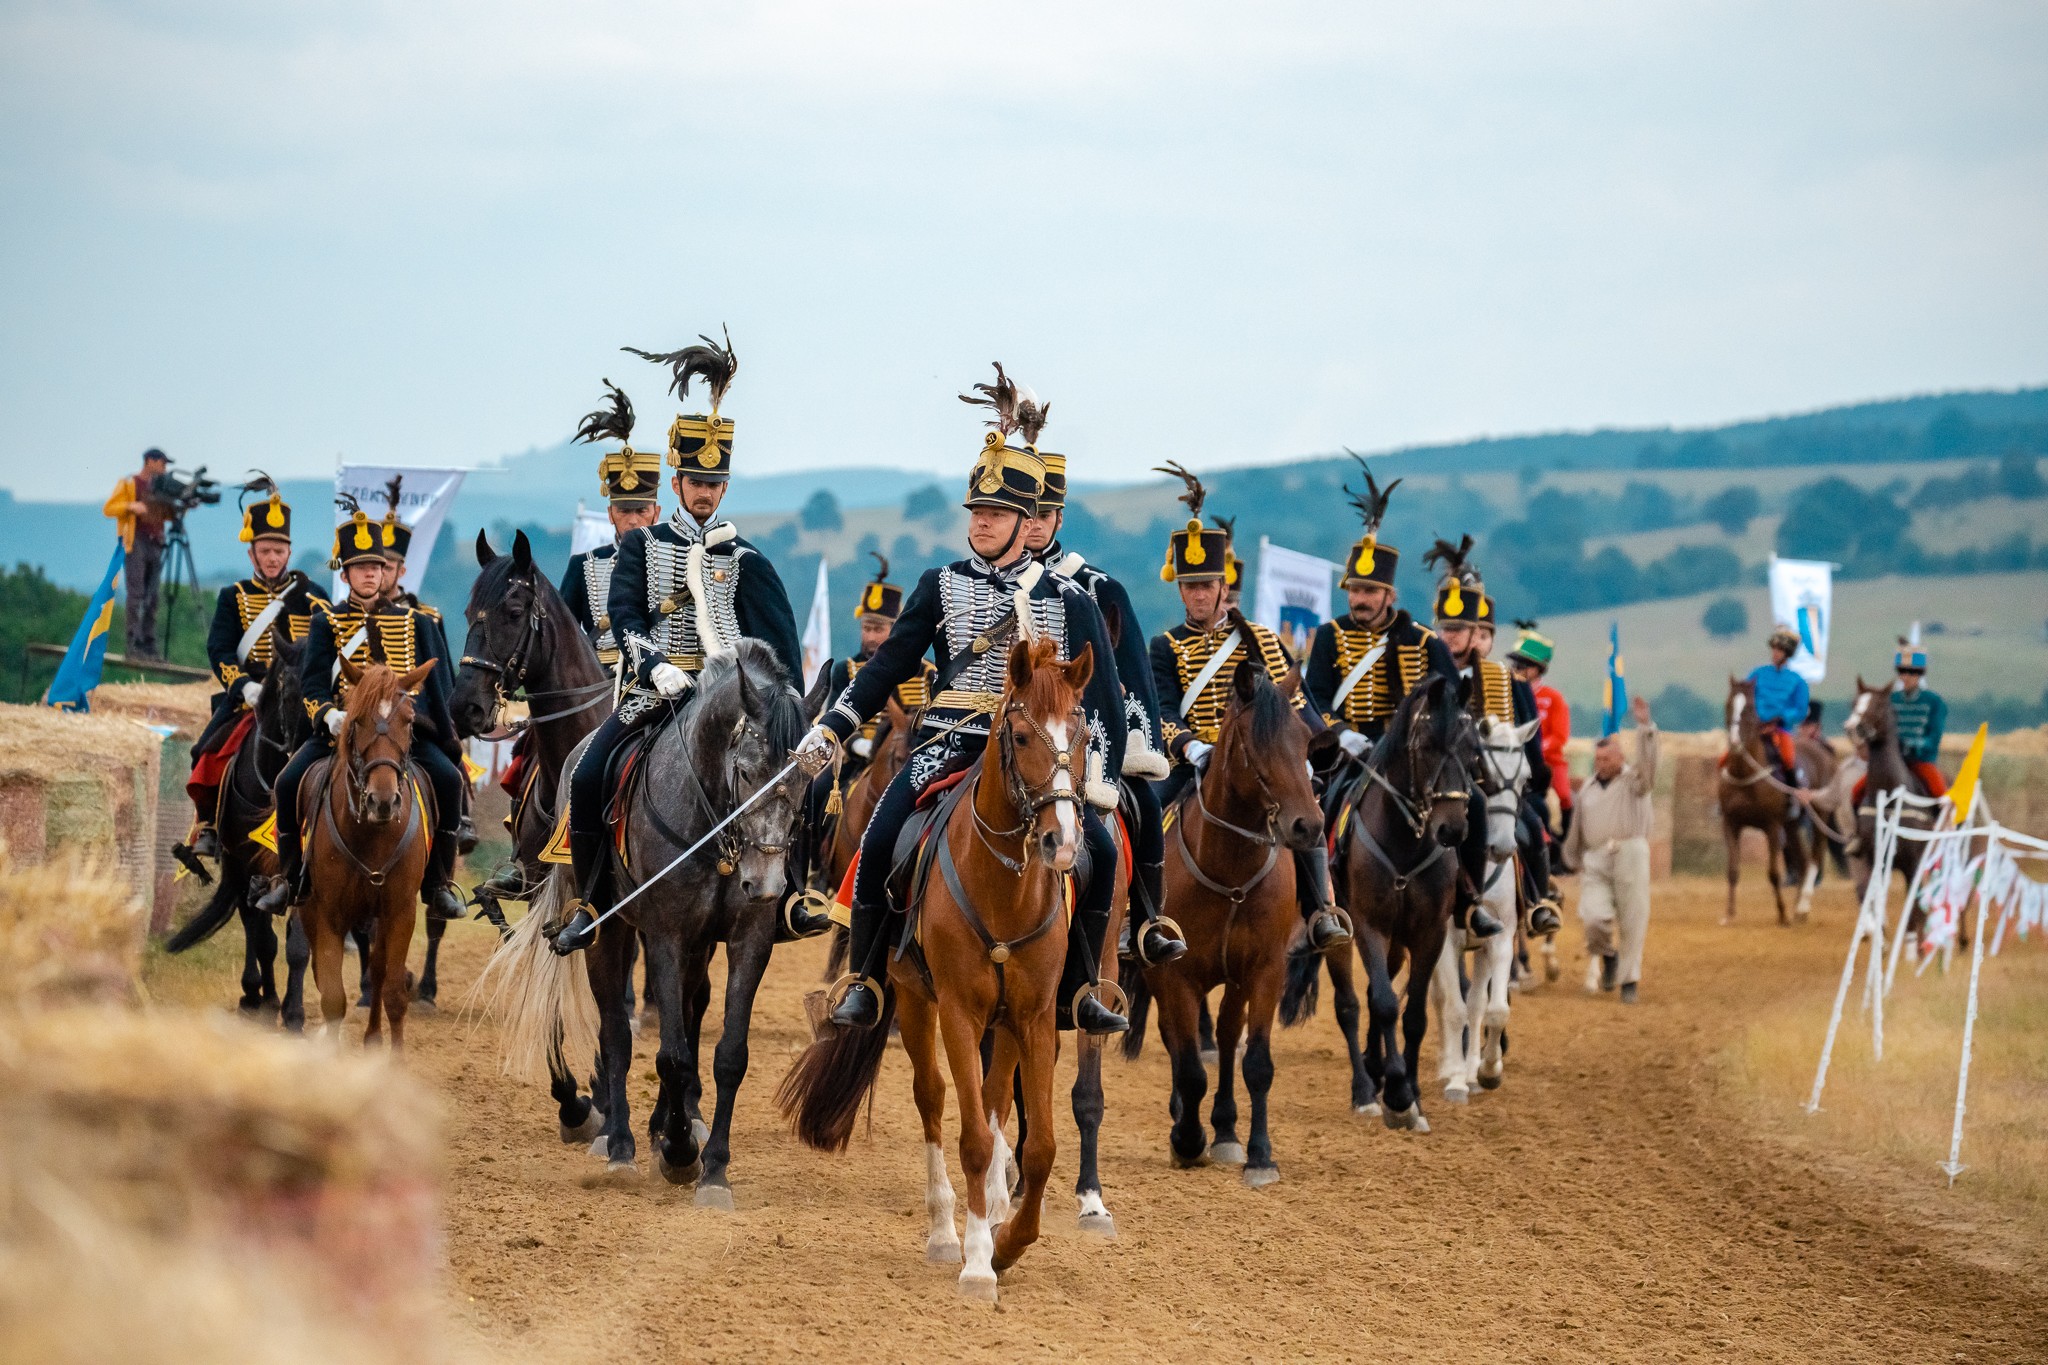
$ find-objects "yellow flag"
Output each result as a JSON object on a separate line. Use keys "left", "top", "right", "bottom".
{"left": 1947, "top": 723, "right": 1989, "bottom": 826}
{"left": 249, "top": 811, "right": 278, "bottom": 853}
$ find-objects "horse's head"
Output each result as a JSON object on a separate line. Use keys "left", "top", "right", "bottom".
{"left": 1478, "top": 715, "right": 1539, "bottom": 860}
{"left": 997, "top": 637, "right": 1092, "bottom": 873}
{"left": 337, "top": 658, "right": 436, "bottom": 824}
{"left": 454, "top": 529, "right": 547, "bottom": 739}
{"left": 258, "top": 629, "right": 310, "bottom": 752}
{"left": 1387, "top": 674, "right": 1474, "bottom": 848}
{"left": 698, "top": 642, "right": 808, "bottom": 904}
{"left": 1215, "top": 659, "right": 1323, "bottom": 852}
{"left": 1725, "top": 675, "right": 1761, "bottom": 750}
{"left": 1844, "top": 674, "right": 1891, "bottom": 752}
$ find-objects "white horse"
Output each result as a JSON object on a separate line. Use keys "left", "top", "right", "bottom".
{"left": 1431, "top": 716, "right": 1539, "bottom": 1104}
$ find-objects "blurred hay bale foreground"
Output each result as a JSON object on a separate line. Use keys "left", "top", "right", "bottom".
{"left": 0, "top": 845, "right": 142, "bottom": 1006}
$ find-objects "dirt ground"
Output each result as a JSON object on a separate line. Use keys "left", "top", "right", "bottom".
{"left": 166, "top": 876, "right": 2048, "bottom": 1362}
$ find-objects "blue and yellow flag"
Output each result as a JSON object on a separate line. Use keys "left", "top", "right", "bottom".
{"left": 1601, "top": 620, "right": 1627, "bottom": 738}
{"left": 44, "top": 539, "right": 126, "bottom": 712}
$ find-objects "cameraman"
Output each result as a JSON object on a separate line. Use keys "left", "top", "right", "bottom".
{"left": 101, "top": 448, "right": 172, "bottom": 659}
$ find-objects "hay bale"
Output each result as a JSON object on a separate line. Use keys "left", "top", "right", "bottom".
{"left": 0, "top": 701, "right": 165, "bottom": 928}
{"left": 0, "top": 845, "right": 141, "bottom": 1006}
{"left": 92, "top": 680, "right": 215, "bottom": 739}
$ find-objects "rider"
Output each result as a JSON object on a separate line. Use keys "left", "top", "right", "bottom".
{"left": 255, "top": 496, "right": 468, "bottom": 922}
{"left": 178, "top": 477, "right": 327, "bottom": 872}
{"left": 1889, "top": 629, "right": 1949, "bottom": 796}
{"left": 1469, "top": 605, "right": 1564, "bottom": 935}
{"left": 1507, "top": 619, "right": 1574, "bottom": 841}
{"left": 551, "top": 332, "right": 804, "bottom": 955}
{"left": 373, "top": 475, "right": 473, "bottom": 853}
{"left": 1746, "top": 627, "right": 1810, "bottom": 786}
{"left": 798, "top": 367, "right": 1131, "bottom": 1036}
{"left": 1147, "top": 464, "right": 1351, "bottom": 953}
{"left": 559, "top": 380, "right": 663, "bottom": 670}
{"left": 1422, "top": 536, "right": 1554, "bottom": 938}
{"left": 1025, "top": 449, "right": 1186, "bottom": 968}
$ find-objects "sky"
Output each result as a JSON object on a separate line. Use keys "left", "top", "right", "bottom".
{"left": 2, "top": 0, "right": 2045, "bottom": 502}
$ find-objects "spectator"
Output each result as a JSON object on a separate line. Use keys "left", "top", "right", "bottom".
{"left": 1564, "top": 694, "right": 1658, "bottom": 1004}
{"left": 102, "top": 448, "right": 171, "bottom": 659}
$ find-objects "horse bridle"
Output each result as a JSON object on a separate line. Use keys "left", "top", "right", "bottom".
{"left": 970, "top": 698, "right": 1089, "bottom": 873}
{"left": 460, "top": 573, "right": 609, "bottom": 726}
{"left": 644, "top": 710, "right": 799, "bottom": 876}
{"left": 321, "top": 703, "right": 425, "bottom": 888}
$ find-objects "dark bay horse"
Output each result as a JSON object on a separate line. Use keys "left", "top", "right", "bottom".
{"left": 1335, "top": 673, "right": 1475, "bottom": 1133}
{"left": 166, "top": 629, "right": 315, "bottom": 1029}
{"left": 779, "top": 639, "right": 1105, "bottom": 1302}
{"left": 303, "top": 660, "right": 438, "bottom": 1046}
{"left": 1716, "top": 677, "right": 1833, "bottom": 925}
{"left": 483, "top": 642, "right": 806, "bottom": 1209}
{"left": 1845, "top": 676, "right": 1940, "bottom": 939}
{"left": 1124, "top": 660, "right": 1324, "bottom": 1187}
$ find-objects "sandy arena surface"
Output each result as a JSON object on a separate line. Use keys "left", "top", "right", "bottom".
{"left": 317, "top": 878, "right": 2045, "bottom": 1362}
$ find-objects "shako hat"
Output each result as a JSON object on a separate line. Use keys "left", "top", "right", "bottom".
{"left": 1341, "top": 452, "right": 1401, "bottom": 588}
{"left": 1895, "top": 622, "right": 1927, "bottom": 672}
{"left": 957, "top": 362, "right": 1048, "bottom": 516}
{"left": 1425, "top": 535, "right": 1492, "bottom": 625}
{"left": 1154, "top": 462, "right": 1230, "bottom": 583}
{"left": 377, "top": 474, "right": 413, "bottom": 561}
{"left": 1508, "top": 618, "right": 1555, "bottom": 670}
{"left": 1212, "top": 514, "right": 1243, "bottom": 592}
{"left": 625, "top": 327, "right": 737, "bottom": 482}
{"left": 853, "top": 550, "right": 903, "bottom": 621}
{"left": 1036, "top": 449, "right": 1067, "bottom": 516}
{"left": 237, "top": 472, "right": 292, "bottom": 545}
{"left": 331, "top": 492, "right": 385, "bottom": 569}
{"left": 576, "top": 379, "right": 662, "bottom": 507}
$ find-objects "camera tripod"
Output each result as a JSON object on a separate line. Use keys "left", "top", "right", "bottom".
{"left": 158, "top": 514, "right": 203, "bottom": 657}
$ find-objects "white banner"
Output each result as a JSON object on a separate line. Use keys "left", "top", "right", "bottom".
{"left": 801, "top": 556, "right": 832, "bottom": 690}
{"left": 1253, "top": 536, "right": 1339, "bottom": 659}
{"left": 570, "top": 502, "right": 613, "bottom": 558}
{"left": 332, "top": 464, "right": 466, "bottom": 597}
{"left": 1768, "top": 555, "right": 1832, "bottom": 683}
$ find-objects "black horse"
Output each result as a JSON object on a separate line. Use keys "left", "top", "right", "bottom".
{"left": 166, "top": 629, "right": 317, "bottom": 1030}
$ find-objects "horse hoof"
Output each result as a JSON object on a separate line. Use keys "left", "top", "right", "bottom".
{"left": 1442, "top": 1086, "right": 1469, "bottom": 1106}
{"left": 654, "top": 1146, "right": 701, "bottom": 1187}
{"left": 1209, "top": 1140, "right": 1247, "bottom": 1166}
{"left": 589, "top": 1135, "right": 611, "bottom": 1159}
{"left": 1242, "top": 1164, "right": 1281, "bottom": 1189}
{"left": 413, "top": 997, "right": 437, "bottom": 1014}
{"left": 693, "top": 1182, "right": 734, "bottom": 1211}
{"left": 1478, "top": 1071, "right": 1503, "bottom": 1091}
{"left": 604, "top": 1159, "right": 636, "bottom": 1177}
{"left": 1171, "top": 1148, "right": 1209, "bottom": 1169}
{"left": 1412, "top": 1114, "right": 1431, "bottom": 1134}
{"left": 559, "top": 1110, "right": 605, "bottom": 1145}
{"left": 927, "top": 1235, "right": 963, "bottom": 1264}
{"left": 691, "top": 1117, "right": 710, "bottom": 1148}
{"left": 957, "top": 1272, "right": 999, "bottom": 1303}
{"left": 1353, "top": 1102, "right": 1382, "bottom": 1118}
{"left": 1199, "top": 1047, "right": 1219, "bottom": 1065}
{"left": 1077, "top": 1211, "right": 1117, "bottom": 1239}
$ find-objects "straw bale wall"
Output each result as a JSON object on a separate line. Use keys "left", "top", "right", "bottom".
{"left": 0, "top": 703, "right": 161, "bottom": 941}
{"left": 94, "top": 681, "right": 215, "bottom": 932}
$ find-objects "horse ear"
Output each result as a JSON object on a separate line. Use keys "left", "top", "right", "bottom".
{"left": 885, "top": 696, "right": 911, "bottom": 729}
{"left": 475, "top": 529, "right": 497, "bottom": 566}
{"left": 1063, "top": 642, "right": 1094, "bottom": 695}
{"left": 397, "top": 658, "right": 437, "bottom": 691}
{"left": 1007, "top": 639, "right": 1034, "bottom": 692}
{"left": 1516, "top": 717, "right": 1542, "bottom": 745}
{"left": 338, "top": 656, "right": 363, "bottom": 688}
{"left": 1855, "top": 674, "right": 1868, "bottom": 693}
{"left": 512, "top": 529, "right": 532, "bottom": 572}
{"left": 1232, "top": 656, "right": 1261, "bottom": 706}
{"left": 735, "top": 656, "right": 758, "bottom": 713}
{"left": 1279, "top": 666, "right": 1304, "bottom": 700}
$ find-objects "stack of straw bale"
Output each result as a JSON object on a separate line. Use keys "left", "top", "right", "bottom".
{"left": 0, "top": 702, "right": 163, "bottom": 932}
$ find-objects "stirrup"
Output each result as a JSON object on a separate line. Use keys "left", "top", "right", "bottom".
{"left": 1134, "top": 915, "right": 1187, "bottom": 967}
{"left": 782, "top": 888, "right": 835, "bottom": 939}
{"left": 1067, "top": 979, "right": 1130, "bottom": 1035}
{"left": 824, "top": 973, "right": 884, "bottom": 1029}
{"left": 1309, "top": 905, "right": 1354, "bottom": 952}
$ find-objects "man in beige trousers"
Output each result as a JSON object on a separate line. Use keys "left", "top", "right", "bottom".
{"left": 1564, "top": 695, "right": 1657, "bottom": 1004}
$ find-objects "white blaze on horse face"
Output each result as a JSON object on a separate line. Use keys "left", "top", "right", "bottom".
{"left": 1847, "top": 690, "right": 1872, "bottom": 736}
{"left": 378, "top": 698, "right": 393, "bottom": 720}
{"left": 1728, "top": 691, "right": 1746, "bottom": 747}
{"left": 1044, "top": 716, "right": 1077, "bottom": 854}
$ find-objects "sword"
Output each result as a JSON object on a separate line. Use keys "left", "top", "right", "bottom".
{"left": 578, "top": 755, "right": 805, "bottom": 936}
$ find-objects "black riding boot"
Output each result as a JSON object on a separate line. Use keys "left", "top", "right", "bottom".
{"left": 255, "top": 830, "right": 301, "bottom": 916}
{"left": 827, "top": 898, "right": 893, "bottom": 1030}
{"left": 1121, "top": 858, "right": 1187, "bottom": 965}
{"left": 189, "top": 824, "right": 221, "bottom": 861}
{"left": 424, "top": 830, "right": 465, "bottom": 922}
{"left": 1058, "top": 874, "right": 1127, "bottom": 1036}
{"left": 550, "top": 828, "right": 610, "bottom": 955}
{"left": 1296, "top": 844, "right": 1352, "bottom": 950}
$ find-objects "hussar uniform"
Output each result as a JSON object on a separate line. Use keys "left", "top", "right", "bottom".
{"left": 1304, "top": 488, "right": 1455, "bottom": 743}
{"left": 560, "top": 386, "right": 663, "bottom": 671}
{"left": 1888, "top": 633, "right": 1949, "bottom": 798}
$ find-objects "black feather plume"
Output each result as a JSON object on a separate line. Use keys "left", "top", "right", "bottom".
{"left": 1422, "top": 534, "right": 1480, "bottom": 586}
{"left": 574, "top": 379, "right": 635, "bottom": 446}
{"left": 334, "top": 491, "right": 362, "bottom": 517}
{"left": 238, "top": 471, "right": 278, "bottom": 509}
{"left": 1341, "top": 450, "right": 1400, "bottom": 539}
{"left": 623, "top": 325, "right": 737, "bottom": 410}
{"left": 1015, "top": 383, "right": 1050, "bottom": 446}
{"left": 959, "top": 362, "right": 1020, "bottom": 436}
{"left": 870, "top": 549, "right": 889, "bottom": 582}
{"left": 382, "top": 473, "right": 405, "bottom": 518}
{"left": 1211, "top": 514, "right": 1237, "bottom": 544}
{"left": 1515, "top": 618, "right": 1539, "bottom": 631}
{"left": 1154, "top": 461, "right": 1207, "bottom": 520}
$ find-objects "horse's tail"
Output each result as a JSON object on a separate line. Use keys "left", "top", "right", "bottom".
{"left": 464, "top": 866, "right": 599, "bottom": 1086}
{"left": 164, "top": 873, "right": 241, "bottom": 954}
{"left": 1120, "top": 965, "right": 1152, "bottom": 1061}
{"left": 776, "top": 985, "right": 896, "bottom": 1152}
{"left": 1279, "top": 939, "right": 1322, "bottom": 1026}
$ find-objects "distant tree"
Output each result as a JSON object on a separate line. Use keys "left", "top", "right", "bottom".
{"left": 1997, "top": 449, "right": 2044, "bottom": 499}
{"left": 853, "top": 531, "right": 881, "bottom": 561}
{"left": 1922, "top": 407, "right": 1977, "bottom": 458}
{"left": 754, "top": 519, "right": 800, "bottom": 561}
{"left": 903, "top": 484, "right": 951, "bottom": 525}
{"left": 1700, "top": 485, "right": 1761, "bottom": 535}
{"left": 800, "top": 489, "right": 843, "bottom": 532}
{"left": 1776, "top": 477, "right": 1910, "bottom": 571}
{"left": 1701, "top": 596, "right": 1748, "bottom": 638}
{"left": 1618, "top": 481, "right": 1679, "bottom": 531}
{"left": 889, "top": 534, "right": 922, "bottom": 567}
{"left": 1651, "top": 683, "right": 1719, "bottom": 732}
{"left": 1644, "top": 544, "right": 1741, "bottom": 597}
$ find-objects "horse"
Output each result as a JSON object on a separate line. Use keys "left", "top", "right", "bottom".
{"left": 1333, "top": 673, "right": 1476, "bottom": 1133}
{"left": 819, "top": 696, "right": 919, "bottom": 978}
{"left": 302, "top": 659, "right": 439, "bottom": 1046}
{"left": 778, "top": 638, "right": 1104, "bottom": 1302}
{"left": 1845, "top": 676, "right": 1940, "bottom": 941}
{"left": 1122, "top": 659, "right": 1323, "bottom": 1187}
{"left": 1716, "top": 677, "right": 1833, "bottom": 925}
{"left": 482, "top": 641, "right": 806, "bottom": 1208}
{"left": 165, "top": 628, "right": 316, "bottom": 1030}
{"left": 1430, "top": 713, "right": 1537, "bottom": 1103}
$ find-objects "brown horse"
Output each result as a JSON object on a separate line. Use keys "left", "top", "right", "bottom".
{"left": 779, "top": 638, "right": 1103, "bottom": 1302}
{"left": 1844, "top": 676, "right": 1939, "bottom": 938}
{"left": 1124, "top": 659, "right": 1324, "bottom": 1186}
{"left": 303, "top": 659, "right": 437, "bottom": 1046}
{"left": 820, "top": 697, "right": 918, "bottom": 978}
{"left": 1716, "top": 677, "right": 1834, "bottom": 925}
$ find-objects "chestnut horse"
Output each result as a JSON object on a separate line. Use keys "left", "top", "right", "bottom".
{"left": 1124, "top": 659, "right": 1324, "bottom": 1187}
{"left": 779, "top": 638, "right": 1104, "bottom": 1302}
{"left": 303, "top": 659, "right": 437, "bottom": 1046}
{"left": 1716, "top": 677, "right": 1834, "bottom": 925}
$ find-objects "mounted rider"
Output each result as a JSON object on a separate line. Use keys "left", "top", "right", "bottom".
{"left": 1746, "top": 627, "right": 1810, "bottom": 785}
{"left": 1424, "top": 535, "right": 1559, "bottom": 937}
{"left": 1147, "top": 464, "right": 1351, "bottom": 954}
{"left": 1024, "top": 444, "right": 1185, "bottom": 969}
{"left": 373, "top": 475, "right": 474, "bottom": 851}
{"left": 255, "top": 495, "right": 468, "bottom": 922}
{"left": 177, "top": 476, "right": 328, "bottom": 873}
{"left": 1889, "top": 626, "right": 1948, "bottom": 797}
{"left": 1507, "top": 619, "right": 1574, "bottom": 839}
{"left": 559, "top": 380, "right": 664, "bottom": 671}
{"left": 797, "top": 364, "right": 1133, "bottom": 1036}
{"left": 551, "top": 330, "right": 805, "bottom": 955}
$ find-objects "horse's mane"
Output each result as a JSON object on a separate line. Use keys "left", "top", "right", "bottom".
{"left": 1011, "top": 637, "right": 1078, "bottom": 721}
{"left": 340, "top": 664, "right": 409, "bottom": 750}
{"left": 687, "top": 640, "right": 807, "bottom": 758}
{"left": 1230, "top": 666, "right": 1297, "bottom": 750}
{"left": 1383, "top": 673, "right": 1454, "bottom": 772}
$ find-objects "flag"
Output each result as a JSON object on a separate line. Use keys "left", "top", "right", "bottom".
{"left": 1768, "top": 555, "right": 1833, "bottom": 683}
{"left": 1252, "top": 536, "right": 1340, "bottom": 659}
{"left": 1601, "top": 620, "right": 1627, "bottom": 738}
{"left": 332, "top": 464, "right": 467, "bottom": 598}
{"left": 44, "top": 538, "right": 126, "bottom": 712}
{"left": 1947, "top": 723, "right": 1989, "bottom": 826}
{"left": 801, "top": 555, "right": 832, "bottom": 690}
{"left": 569, "top": 502, "right": 613, "bottom": 558}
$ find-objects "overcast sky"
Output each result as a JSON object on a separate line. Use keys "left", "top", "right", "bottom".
{"left": 2, "top": 1, "right": 2044, "bottom": 502}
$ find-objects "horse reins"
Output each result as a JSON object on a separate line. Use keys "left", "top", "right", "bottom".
{"left": 1172, "top": 740, "right": 1282, "bottom": 977}
{"left": 1346, "top": 706, "right": 1472, "bottom": 897}
{"left": 460, "top": 574, "right": 610, "bottom": 727}
{"left": 321, "top": 704, "right": 425, "bottom": 888}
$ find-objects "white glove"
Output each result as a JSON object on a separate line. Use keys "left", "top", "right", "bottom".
{"left": 795, "top": 725, "right": 839, "bottom": 775}
{"left": 1183, "top": 740, "right": 1214, "bottom": 767}
{"left": 850, "top": 735, "right": 873, "bottom": 759}
{"left": 1338, "top": 729, "right": 1370, "bottom": 759}
{"left": 324, "top": 708, "right": 346, "bottom": 736}
{"left": 241, "top": 680, "right": 263, "bottom": 708}
{"left": 650, "top": 662, "right": 689, "bottom": 698}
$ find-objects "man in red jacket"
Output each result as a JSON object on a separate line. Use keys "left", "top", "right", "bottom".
{"left": 1509, "top": 620, "right": 1573, "bottom": 838}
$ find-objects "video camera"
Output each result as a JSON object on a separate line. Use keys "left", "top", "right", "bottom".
{"left": 150, "top": 465, "right": 223, "bottom": 517}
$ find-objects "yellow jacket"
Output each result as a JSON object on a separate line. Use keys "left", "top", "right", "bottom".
{"left": 102, "top": 474, "right": 158, "bottom": 552}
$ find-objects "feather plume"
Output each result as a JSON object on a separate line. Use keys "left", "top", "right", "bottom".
{"left": 1342, "top": 450, "right": 1400, "bottom": 539}
{"left": 870, "top": 549, "right": 889, "bottom": 582}
{"left": 959, "top": 362, "right": 1020, "bottom": 436}
{"left": 1422, "top": 534, "right": 1480, "bottom": 586}
{"left": 1211, "top": 514, "right": 1237, "bottom": 544}
{"left": 623, "top": 325, "right": 738, "bottom": 411}
{"left": 1514, "top": 618, "right": 1540, "bottom": 631}
{"left": 237, "top": 471, "right": 278, "bottom": 509}
{"left": 574, "top": 379, "right": 635, "bottom": 446}
{"left": 1153, "top": 461, "right": 1208, "bottom": 521}
{"left": 382, "top": 473, "right": 405, "bottom": 518}
{"left": 1015, "top": 383, "right": 1050, "bottom": 446}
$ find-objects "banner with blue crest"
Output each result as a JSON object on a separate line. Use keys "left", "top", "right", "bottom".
{"left": 1601, "top": 620, "right": 1627, "bottom": 738}
{"left": 44, "top": 539, "right": 127, "bottom": 712}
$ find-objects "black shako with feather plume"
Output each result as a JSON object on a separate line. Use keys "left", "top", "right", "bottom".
{"left": 1422, "top": 534, "right": 1480, "bottom": 589}
{"left": 1154, "top": 460, "right": 1209, "bottom": 522}
{"left": 574, "top": 380, "right": 636, "bottom": 446}
{"left": 238, "top": 471, "right": 279, "bottom": 509}
{"left": 623, "top": 326, "right": 738, "bottom": 412}
{"left": 1342, "top": 450, "right": 1399, "bottom": 542}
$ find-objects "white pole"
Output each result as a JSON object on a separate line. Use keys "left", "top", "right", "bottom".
{"left": 1939, "top": 867, "right": 1995, "bottom": 1185}
{"left": 1805, "top": 893, "right": 1875, "bottom": 1115}
{"left": 1882, "top": 800, "right": 1946, "bottom": 996}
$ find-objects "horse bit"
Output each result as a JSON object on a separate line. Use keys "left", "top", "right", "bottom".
{"left": 460, "top": 576, "right": 609, "bottom": 727}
